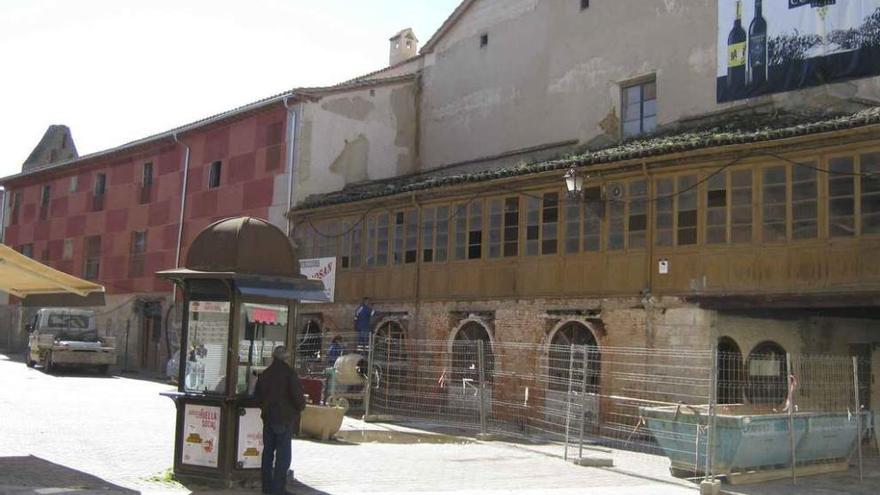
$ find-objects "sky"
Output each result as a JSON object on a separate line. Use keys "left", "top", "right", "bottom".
{"left": 0, "top": 0, "right": 460, "bottom": 179}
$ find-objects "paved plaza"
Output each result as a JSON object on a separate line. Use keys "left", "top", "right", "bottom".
{"left": 0, "top": 351, "right": 876, "bottom": 495}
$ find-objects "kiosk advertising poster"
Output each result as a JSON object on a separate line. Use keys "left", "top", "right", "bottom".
{"left": 236, "top": 408, "right": 264, "bottom": 469}
{"left": 717, "top": 0, "right": 880, "bottom": 102}
{"left": 182, "top": 404, "right": 221, "bottom": 468}
{"left": 299, "top": 257, "right": 336, "bottom": 303}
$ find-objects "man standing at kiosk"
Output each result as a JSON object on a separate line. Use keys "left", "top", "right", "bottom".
{"left": 255, "top": 345, "right": 306, "bottom": 495}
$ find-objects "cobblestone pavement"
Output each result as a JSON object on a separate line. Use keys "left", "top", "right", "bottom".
{"left": 2, "top": 351, "right": 877, "bottom": 495}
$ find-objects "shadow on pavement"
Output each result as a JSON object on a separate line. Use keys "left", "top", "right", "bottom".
{"left": 184, "top": 478, "right": 331, "bottom": 495}
{"left": 722, "top": 457, "right": 880, "bottom": 495}
{"left": 0, "top": 455, "right": 138, "bottom": 494}
{"left": 288, "top": 479, "right": 332, "bottom": 494}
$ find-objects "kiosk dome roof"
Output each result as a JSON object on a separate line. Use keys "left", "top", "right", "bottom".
{"left": 185, "top": 217, "right": 301, "bottom": 278}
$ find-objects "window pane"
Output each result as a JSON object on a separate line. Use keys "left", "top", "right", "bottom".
{"left": 351, "top": 220, "right": 362, "bottom": 268}
{"left": 526, "top": 197, "right": 540, "bottom": 256}
{"left": 393, "top": 212, "right": 405, "bottom": 265}
{"left": 454, "top": 204, "right": 467, "bottom": 260}
{"left": 564, "top": 202, "right": 580, "bottom": 254}
{"left": 861, "top": 153, "right": 880, "bottom": 235}
{"left": 655, "top": 178, "right": 674, "bottom": 247}
{"left": 489, "top": 199, "right": 503, "bottom": 258}
{"left": 762, "top": 166, "right": 787, "bottom": 243}
{"left": 376, "top": 213, "right": 389, "bottom": 265}
{"left": 730, "top": 169, "right": 752, "bottom": 244}
{"left": 642, "top": 99, "right": 657, "bottom": 118}
{"left": 436, "top": 206, "right": 449, "bottom": 262}
{"left": 628, "top": 180, "right": 647, "bottom": 249}
{"left": 316, "top": 222, "right": 338, "bottom": 258}
{"left": 504, "top": 197, "right": 519, "bottom": 257}
{"left": 624, "top": 85, "right": 641, "bottom": 106}
{"left": 642, "top": 80, "right": 656, "bottom": 100}
{"left": 705, "top": 173, "right": 727, "bottom": 245}
{"left": 677, "top": 175, "right": 698, "bottom": 246}
{"left": 608, "top": 197, "right": 625, "bottom": 251}
{"left": 184, "top": 301, "right": 230, "bottom": 395}
{"left": 468, "top": 201, "right": 483, "bottom": 260}
{"left": 365, "top": 218, "right": 376, "bottom": 266}
{"left": 791, "top": 164, "right": 817, "bottom": 240}
{"left": 541, "top": 193, "right": 558, "bottom": 255}
{"left": 583, "top": 187, "right": 602, "bottom": 252}
{"left": 405, "top": 210, "right": 418, "bottom": 263}
{"left": 422, "top": 207, "right": 436, "bottom": 263}
{"left": 624, "top": 103, "right": 642, "bottom": 122}
{"left": 829, "top": 157, "right": 855, "bottom": 237}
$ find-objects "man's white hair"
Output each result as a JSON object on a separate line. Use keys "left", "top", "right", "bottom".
{"left": 272, "top": 345, "right": 289, "bottom": 361}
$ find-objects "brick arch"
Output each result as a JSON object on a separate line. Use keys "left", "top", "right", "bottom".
{"left": 447, "top": 317, "right": 494, "bottom": 353}
{"left": 447, "top": 318, "right": 494, "bottom": 383}
{"left": 545, "top": 319, "right": 601, "bottom": 393}
{"left": 546, "top": 318, "right": 602, "bottom": 348}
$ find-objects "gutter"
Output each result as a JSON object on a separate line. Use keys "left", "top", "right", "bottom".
{"left": 171, "top": 133, "right": 191, "bottom": 303}
{"left": 0, "top": 187, "right": 6, "bottom": 245}
{"left": 283, "top": 97, "right": 298, "bottom": 236}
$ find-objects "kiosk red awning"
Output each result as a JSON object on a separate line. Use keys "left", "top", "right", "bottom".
{"left": 251, "top": 308, "right": 278, "bottom": 325}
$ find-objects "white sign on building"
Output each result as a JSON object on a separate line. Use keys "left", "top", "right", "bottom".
{"left": 299, "top": 257, "right": 337, "bottom": 303}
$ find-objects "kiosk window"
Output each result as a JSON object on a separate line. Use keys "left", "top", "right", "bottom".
{"left": 184, "top": 301, "right": 231, "bottom": 395}
{"left": 236, "top": 303, "right": 288, "bottom": 396}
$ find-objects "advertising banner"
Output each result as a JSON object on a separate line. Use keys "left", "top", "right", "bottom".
{"left": 717, "top": 0, "right": 880, "bottom": 102}
{"left": 299, "top": 257, "right": 336, "bottom": 303}
{"left": 181, "top": 404, "right": 221, "bottom": 468}
{"left": 236, "top": 408, "right": 264, "bottom": 469}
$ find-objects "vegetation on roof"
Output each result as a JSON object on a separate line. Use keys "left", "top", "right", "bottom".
{"left": 297, "top": 106, "right": 880, "bottom": 210}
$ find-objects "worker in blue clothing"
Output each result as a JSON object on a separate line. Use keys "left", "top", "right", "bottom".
{"left": 354, "top": 297, "right": 375, "bottom": 349}
{"left": 326, "top": 335, "right": 344, "bottom": 365}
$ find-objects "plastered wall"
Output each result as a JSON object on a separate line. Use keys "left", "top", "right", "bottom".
{"left": 295, "top": 80, "right": 419, "bottom": 202}
{"left": 418, "top": 0, "right": 880, "bottom": 170}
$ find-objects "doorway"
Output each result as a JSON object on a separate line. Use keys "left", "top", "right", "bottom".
{"left": 717, "top": 337, "right": 744, "bottom": 405}
{"left": 140, "top": 303, "right": 163, "bottom": 371}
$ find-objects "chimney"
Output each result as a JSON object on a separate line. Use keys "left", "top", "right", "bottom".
{"left": 22, "top": 125, "right": 78, "bottom": 173}
{"left": 389, "top": 28, "right": 418, "bottom": 66}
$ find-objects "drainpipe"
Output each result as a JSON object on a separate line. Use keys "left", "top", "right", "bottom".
{"left": 172, "top": 133, "right": 191, "bottom": 302}
{"left": 283, "top": 96, "right": 298, "bottom": 236}
{"left": 0, "top": 186, "right": 6, "bottom": 245}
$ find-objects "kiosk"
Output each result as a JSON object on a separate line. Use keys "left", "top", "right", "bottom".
{"left": 157, "top": 217, "right": 326, "bottom": 486}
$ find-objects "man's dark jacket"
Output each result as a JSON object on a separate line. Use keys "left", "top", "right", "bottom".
{"left": 254, "top": 360, "right": 307, "bottom": 430}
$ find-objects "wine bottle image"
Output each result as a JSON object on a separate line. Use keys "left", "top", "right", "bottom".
{"left": 727, "top": 0, "right": 747, "bottom": 95}
{"left": 748, "top": 0, "right": 768, "bottom": 89}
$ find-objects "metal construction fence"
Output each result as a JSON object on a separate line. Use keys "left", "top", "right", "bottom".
{"left": 354, "top": 336, "right": 876, "bottom": 485}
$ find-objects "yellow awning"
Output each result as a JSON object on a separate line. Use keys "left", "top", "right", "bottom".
{"left": 0, "top": 244, "right": 104, "bottom": 299}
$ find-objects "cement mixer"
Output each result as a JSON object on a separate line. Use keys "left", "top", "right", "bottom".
{"left": 324, "top": 353, "right": 379, "bottom": 412}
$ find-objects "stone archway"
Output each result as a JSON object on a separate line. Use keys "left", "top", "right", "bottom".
{"left": 547, "top": 320, "right": 601, "bottom": 393}
{"left": 717, "top": 337, "right": 744, "bottom": 405}
{"left": 373, "top": 319, "right": 407, "bottom": 363}
{"left": 745, "top": 341, "right": 788, "bottom": 406}
{"left": 449, "top": 319, "right": 494, "bottom": 383}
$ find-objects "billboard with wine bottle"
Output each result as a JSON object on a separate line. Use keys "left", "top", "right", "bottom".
{"left": 717, "top": 0, "right": 880, "bottom": 103}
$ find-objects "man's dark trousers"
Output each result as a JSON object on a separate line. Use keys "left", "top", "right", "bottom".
{"left": 261, "top": 423, "right": 292, "bottom": 494}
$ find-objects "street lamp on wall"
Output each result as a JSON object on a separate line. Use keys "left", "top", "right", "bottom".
{"left": 564, "top": 166, "right": 585, "bottom": 201}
